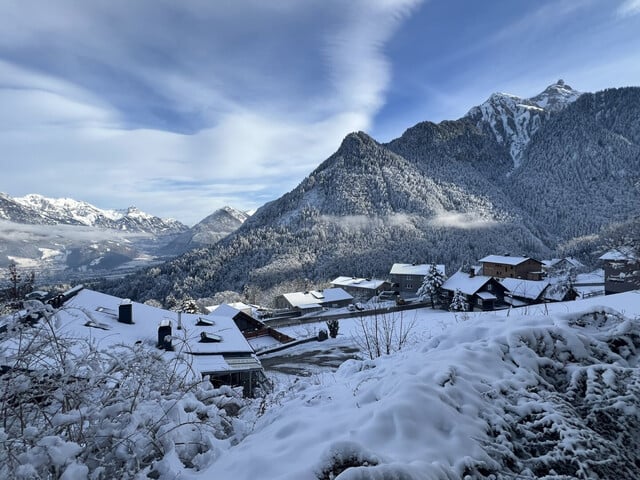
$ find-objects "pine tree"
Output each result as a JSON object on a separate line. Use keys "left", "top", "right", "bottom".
{"left": 449, "top": 289, "right": 468, "bottom": 312}
{"left": 417, "top": 264, "right": 446, "bottom": 308}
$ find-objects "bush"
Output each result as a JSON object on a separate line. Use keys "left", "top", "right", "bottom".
{"left": 0, "top": 302, "right": 246, "bottom": 479}
{"left": 326, "top": 319, "right": 339, "bottom": 338}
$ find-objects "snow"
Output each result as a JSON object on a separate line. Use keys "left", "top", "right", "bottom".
{"left": 281, "top": 288, "right": 353, "bottom": 308}
{"left": 331, "top": 276, "right": 387, "bottom": 290}
{"left": 191, "top": 290, "right": 640, "bottom": 479}
{"left": 599, "top": 246, "right": 637, "bottom": 261}
{"left": 478, "top": 254, "right": 531, "bottom": 266}
{"left": 390, "top": 263, "right": 446, "bottom": 276}
{"left": 441, "top": 271, "right": 492, "bottom": 295}
{"left": 500, "top": 278, "right": 549, "bottom": 300}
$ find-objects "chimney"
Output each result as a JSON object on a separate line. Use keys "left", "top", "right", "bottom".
{"left": 118, "top": 300, "right": 133, "bottom": 324}
{"left": 177, "top": 311, "right": 182, "bottom": 330}
{"left": 157, "top": 320, "right": 173, "bottom": 350}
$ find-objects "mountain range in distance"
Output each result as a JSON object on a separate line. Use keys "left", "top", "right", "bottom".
{"left": 0, "top": 193, "right": 249, "bottom": 279}
{"left": 101, "top": 80, "right": 640, "bottom": 305}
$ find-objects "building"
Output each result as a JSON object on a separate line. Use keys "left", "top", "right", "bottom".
{"left": 599, "top": 247, "right": 640, "bottom": 295}
{"left": 479, "top": 255, "right": 544, "bottom": 280}
{"left": 542, "top": 257, "right": 586, "bottom": 277}
{"left": 389, "top": 263, "right": 446, "bottom": 297}
{"left": 274, "top": 288, "right": 353, "bottom": 311}
{"left": 50, "top": 288, "right": 268, "bottom": 396}
{"left": 500, "top": 278, "right": 550, "bottom": 306}
{"left": 330, "top": 277, "right": 390, "bottom": 301}
{"left": 440, "top": 270, "right": 507, "bottom": 311}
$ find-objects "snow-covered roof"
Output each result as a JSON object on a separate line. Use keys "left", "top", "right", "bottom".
{"left": 574, "top": 269, "right": 605, "bottom": 286}
{"left": 390, "top": 263, "right": 445, "bottom": 276}
{"left": 331, "top": 276, "right": 387, "bottom": 290}
{"left": 479, "top": 255, "right": 536, "bottom": 266}
{"left": 500, "top": 278, "right": 549, "bottom": 300}
{"left": 441, "top": 271, "right": 493, "bottom": 296}
{"left": 282, "top": 288, "right": 353, "bottom": 308}
{"left": 56, "top": 288, "right": 255, "bottom": 359}
{"left": 599, "top": 247, "right": 637, "bottom": 261}
{"left": 476, "top": 291, "right": 497, "bottom": 300}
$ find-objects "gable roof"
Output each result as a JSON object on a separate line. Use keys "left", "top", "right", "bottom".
{"left": 479, "top": 255, "right": 540, "bottom": 266}
{"left": 390, "top": 263, "right": 446, "bottom": 276}
{"left": 331, "top": 276, "right": 387, "bottom": 290}
{"left": 281, "top": 288, "right": 353, "bottom": 308}
{"left": 56, "top": 289, "right": 255, "bottom": 359}
{"left": 500, "top": 278, "right": 550, "bottom": 300}
{"left": 599, "top": 247, "right": 637, "bottom": 261}
{"left": 441, "top": 271, "right": 494, "bottom": 296}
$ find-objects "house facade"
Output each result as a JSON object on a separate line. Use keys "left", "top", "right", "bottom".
{"left": 599, "top": 248, "right": 639, "bottom": 295}
{"left": 389, "top": 263, "right": 446, "bottom": 297}
{"left": 479, "top": 255, "right": 544, "bottom": 280}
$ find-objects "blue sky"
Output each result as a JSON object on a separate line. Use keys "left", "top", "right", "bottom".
{"left": 1, "top": 0, "right": 639, "bottom": 226}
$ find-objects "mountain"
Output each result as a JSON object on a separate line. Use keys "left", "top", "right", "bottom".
{"left": 103, "top": 82, "right": 640, "bottom": 306}
{"left": 9, "top": 194, "right": 186, "bottom": 235}
{"left": 465, "top": 79, "right": 581, "bottom": 167}
{"left": 161, "top": 206, "right": 250, "bottom": 255}
{"left": 0, "top": 193, "right": 189, "bottom": 278}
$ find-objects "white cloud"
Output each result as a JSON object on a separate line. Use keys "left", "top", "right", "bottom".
{"left": 0, "top": 1, "right": 423, "bottom": 225}
{"left": 617, "top": 0, "right": 640, "bottom": 17}
{"left": 429, "top": 212, "right": 498, "bottom": 230}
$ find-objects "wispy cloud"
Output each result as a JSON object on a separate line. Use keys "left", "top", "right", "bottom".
{"left": 617, "top": 0, "right": 640, "bottom": 17}
{"left": 0, "top": 1, "right": 422, "bottom": 225}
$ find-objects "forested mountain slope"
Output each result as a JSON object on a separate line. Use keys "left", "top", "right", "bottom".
{"left": 104, "top": 83, "right": 640, "bottom": 305}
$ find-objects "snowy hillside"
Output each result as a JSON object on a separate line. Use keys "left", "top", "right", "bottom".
{"left": 200, "top": 292, "right": 640, "bottom": 479}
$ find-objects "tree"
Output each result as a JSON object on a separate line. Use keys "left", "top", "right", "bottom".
{"left": 449, "top": 289, "right": 468, "bottom": 313}
{"left": 351, "top": 310, "right": 416, "bottom": 360}
{"left": 326, "top": 319, "right": 339, "bottom": 338}
{"left": 416, "top": 263, "right": 446, "bottom": 308}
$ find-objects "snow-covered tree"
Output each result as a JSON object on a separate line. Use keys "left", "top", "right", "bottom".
{"left": 449, "top": 289, "right": 468, "bottom": 313}
{"left": 416, "top": 264, "right": 446, "bottom": 308}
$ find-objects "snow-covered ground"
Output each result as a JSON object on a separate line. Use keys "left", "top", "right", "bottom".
{"left": 187, "top": 291, "right": 640, "bottom": 479}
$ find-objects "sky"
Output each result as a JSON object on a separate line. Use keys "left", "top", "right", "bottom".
{"left": 1, "top": 0, "right": 639, "bottom": 226}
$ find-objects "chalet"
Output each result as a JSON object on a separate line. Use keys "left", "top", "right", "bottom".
{"left": 440, "top": 270, "right": 506, "bottom": 311}
{"left": 542, "top": 257, "right": 586, "bottom": 276}
{"left": 572, "top": 269, "right": 605, "bottom": 298}
{"left": 330, "top": 276, "right": 390, "bottom": 301}
{"left": 389, "top": 263, "right": 446, "bottom": 297}
{"left": 51, "top": 288, "right": 268, "bottom": 396}
{"left": 479, "top": 255, "right": 544, "bottom": 280}
{"left": 500, "top": 278, "right": 550, "bottom": 306}
{"left": 599, "top": 247, "right": 640, "bottom": 295}
{"left": 274, "top": 288, "right": 353, "bottom": 311}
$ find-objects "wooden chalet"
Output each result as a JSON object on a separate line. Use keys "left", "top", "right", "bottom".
{"left": 599, "top": 247, "right": 640, "bottom": 295}
{"left": 330, "top": 276, "right": 390, "bottom": 301}
{"left": 440, "top": 270, "right": 507, "bottom": 311}
{"left": 479, "top": 255, "right": 544, "bottom": 280}
{"left": 389, "top": 263, "right": 446, "bottom": 297}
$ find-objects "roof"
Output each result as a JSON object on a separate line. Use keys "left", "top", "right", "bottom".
{"left": 281, "top": 288, "right": 353, "bottom": 308}
{"left": 479, "top": 255, "right": 538, "bottom": 266}
{"left": 500, "top": 278, "right": 549, "bottom": 300}
{"left": 476, "top": 291, "right": 497, "bottom": 300}
{"left": 441, "top": 271, "right": 493, "bottom": 296}
{"left": 330, "top": 276, "right": 387, "bottom": 290}
{"left": 56, "top": 288, "right": 255, "bottom": 359}
{"left": 390, "top": 263, "right": 446, "bottom": 276}
{"left": 599, "top": 247, "right": 637, "bottom": 261}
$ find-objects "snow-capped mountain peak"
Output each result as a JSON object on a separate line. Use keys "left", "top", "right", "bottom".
{"left": 7, "top": 193, "right": 187, "bottom": 234}
{"left": 466, "top": 80, "right": 582, "bottom": 167}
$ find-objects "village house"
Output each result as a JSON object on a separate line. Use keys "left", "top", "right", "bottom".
{"left": 330, "top": 276, "right": 390, "bottom": 301}
{"left": 389, "top": 263, "right": 446, "bottom": 297}
{"left": 273, "top": 288, "right": 353, "bottom": 312}
{"left": 45, "top": 287, "right": 270, "bottom": 396}
{"left": 479, "top": 255, "right": 544, "bottom": 280}
{"left": 542, "top": 257, "right": 586, "bottom": 277}
{"left": 440, "top": 270, "right": 507, "bottom": 311}
{"left": 599, "top": 247, "right": 640, "bottom": 295}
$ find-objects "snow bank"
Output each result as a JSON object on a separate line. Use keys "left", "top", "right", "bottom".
{"left": 199, "top": 301, "right": 640, "bottom": 479}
